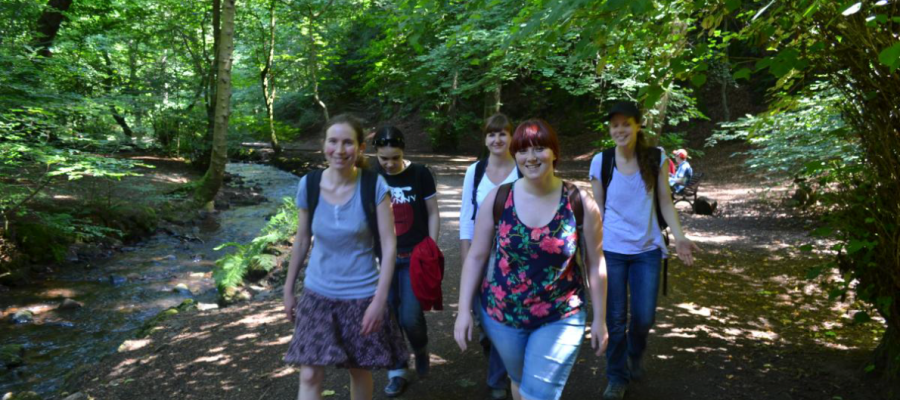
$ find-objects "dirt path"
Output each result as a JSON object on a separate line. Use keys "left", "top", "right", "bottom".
{"left": 70, "top": 154, "right": 890, "bottom": 400}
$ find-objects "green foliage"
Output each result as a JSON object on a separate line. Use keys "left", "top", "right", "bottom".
{"left": 708, "top": 84, "right": 860, "bottom": 180}
{"left": 213, "top": 198, "right": 297, "bottom": 293}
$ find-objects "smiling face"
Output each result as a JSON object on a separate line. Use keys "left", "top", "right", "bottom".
{"left": 609, "top": 114, "right": 640, "bottom": 148}
{"left": 515, "top": 143, "right": 556, "bottom": 179}
{"left": 485, "top": 129, "right": 511, "bottom": 156}
{"left": 323, "top": 123, "right": 363, "bottom": 170}
{"left": 376, "top": 146, "right": 405, "bottom": 175}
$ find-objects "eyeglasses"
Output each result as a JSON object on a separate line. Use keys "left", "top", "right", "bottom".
{"left": 373, "top": 136, "right": 405, "bottom": 148}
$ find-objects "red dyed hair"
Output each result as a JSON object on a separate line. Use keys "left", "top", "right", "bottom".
{"left": 510, "top": 119, "right": 561, "bottom": 168}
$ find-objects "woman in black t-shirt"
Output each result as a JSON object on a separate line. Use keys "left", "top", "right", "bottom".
{"left": 371, "top": 126, "right": 441, "bottom": 397}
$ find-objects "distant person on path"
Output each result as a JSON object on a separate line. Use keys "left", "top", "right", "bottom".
{"left": 283, "top": 114, "right": 407, "bottom": 400}
{"left": 455, "top": 119, "right": 609, "bottom": 400}
{"left": 459, "top": 113, "right": 520, "bottom": 400}
{"left": 668, "top": 149, "right": 692, "bottom": 194}
{"left": 589, "top": 101, "right": 699, "bottom": 400}
{"left": 370, "top": 126, "right": 442, "bottom": 397}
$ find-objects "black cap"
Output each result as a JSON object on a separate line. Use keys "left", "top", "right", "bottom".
{"left": 606, "top": 101, "right": 642, "bottom": 123}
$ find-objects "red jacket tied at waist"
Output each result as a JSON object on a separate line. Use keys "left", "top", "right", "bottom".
{"left": 410, "top": 236, "right": 444, "bottom": 311}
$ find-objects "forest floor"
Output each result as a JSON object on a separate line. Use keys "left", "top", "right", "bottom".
{"left": 65, "top": 147, "right": 895, "bottom": 400}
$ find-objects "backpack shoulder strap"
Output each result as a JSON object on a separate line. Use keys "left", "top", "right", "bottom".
{"left": 564, "top": 182, "right": 584, "bottom": 230}
{"left": 306, "top": 169, "right": 324, "bottom": 233}
{"left": 360, "top": 168, "right": 382, "bottom": 259}
{"left": 471, "top": 158, "right": 488, "bottom": 221}
{"left": 647, "top": 147, "right": 668, "bottom": 232}
{"left": 600, "top": 147, "right": 616, "bottom": 206}
{"left": 492, "top": 182, "right": 514, "bottom": 226}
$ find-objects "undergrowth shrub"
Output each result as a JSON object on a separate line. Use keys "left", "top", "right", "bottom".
{"left": 213, "top": 198, "right": 297, "bottom": 297}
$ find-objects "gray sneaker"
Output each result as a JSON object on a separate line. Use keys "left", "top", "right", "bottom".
{"left": 489, "top": 387, "right": 508, "bottom": 400}
{"left": 602, "top": 382, "right": 627, "bottom": 400}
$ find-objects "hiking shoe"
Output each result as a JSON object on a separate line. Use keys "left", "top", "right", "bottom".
{"left": 602, "top": 382, "right": 627, "bottom": 400}
{"left": 489, "top": 387, "right": 508, "bottom": 400}
{"left": 629, "top": 357, "right": 646, "bottom": 382}
{"left": 414, "top": 350, "right": 430, "bottom": 378}
{"left": 384, "top": 377, "right": 408, "bottom": 397}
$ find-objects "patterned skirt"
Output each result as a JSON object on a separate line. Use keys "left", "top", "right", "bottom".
{"left": 284, "top": 290, "right": 409, "bottom": 369}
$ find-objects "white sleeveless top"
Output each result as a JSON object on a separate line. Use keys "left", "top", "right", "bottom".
{"left": 589, "top": 149, "right": 668, "bottom": 256}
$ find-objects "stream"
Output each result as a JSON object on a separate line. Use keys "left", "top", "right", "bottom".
{"left": 0, "top": 163, "right": 300, "bottom": 397}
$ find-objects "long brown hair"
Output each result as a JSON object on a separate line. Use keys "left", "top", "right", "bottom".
{"left": 322, "top": 113, "right": 368, "bottom": 169}
{"left": 633, "top": 125, "right": 657, "bottom": 193}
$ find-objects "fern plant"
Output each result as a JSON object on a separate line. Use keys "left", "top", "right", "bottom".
{"left": 213, "top": 198, "right": 298, "bottom": 293}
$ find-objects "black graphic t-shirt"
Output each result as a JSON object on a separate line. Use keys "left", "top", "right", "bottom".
{"left": 378, "top": 163, "right": 437, "bottom": 253}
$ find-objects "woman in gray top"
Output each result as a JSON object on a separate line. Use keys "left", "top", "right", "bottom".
{"left": 283, "top": 114, "right": 408, "bottom": 400}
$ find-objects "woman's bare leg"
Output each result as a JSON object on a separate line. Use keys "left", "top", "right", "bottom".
{"left": 348, "top": 368, "right": 373, "bottom": 400}
{"left": 298, "top": 365, "right": 325, "bottom": 400}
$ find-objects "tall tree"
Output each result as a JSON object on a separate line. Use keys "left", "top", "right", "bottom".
{"left": 195, "top": 0, "right": 236, "bottom": 207}
{"left": 32, "top": 0, "right": 74, "bottom": 57}
{"left": 259, "top": 0, "right": 280, "bottom": 154}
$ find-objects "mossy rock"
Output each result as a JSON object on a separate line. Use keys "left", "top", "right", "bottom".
{"left": 3, "top": 391, "right": 42, "bottom": 400}
{"left": 0, "top": 344, "right": 25, "bottom": 369}
{"left": 134, "top": 299, "right": 196, "bottom": 338}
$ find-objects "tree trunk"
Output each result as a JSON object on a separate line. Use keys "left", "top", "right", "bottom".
{"left": 307, "top": 9, "right": 329, "bottom": 122}
{"left": 32, "top": 0, "right": 73, "bottom": 58}
{"left": 484, "top": 81, "right": 501, "bottom": 119}
{"left": 110, "top": 105, "right": 134, "bottom": 138}
{"left": 206, "top": 0, "right": 221, "bottom": 141}
{"left": 194, "top": 0, "right": 235, "bottom": 207}
{"left": 261, "top": 0, "right": 280, "bottom": 155}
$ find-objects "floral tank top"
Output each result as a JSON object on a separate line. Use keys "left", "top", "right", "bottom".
{"left": 481, "top": 182, "right": 585, "bottom": 329}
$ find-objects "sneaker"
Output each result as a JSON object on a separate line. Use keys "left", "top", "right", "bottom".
{"left": 489, "top": 387, "right": 508, "bottom": 400}
{"left": 602, "top": 382, "right": 627, "bottom": 400}
{"left": 384, "top": 376, "right": 408, "bottom": 397}
{"left": 414, "top": 350, "right": 430, "bottom": 378}
{"left": 629, "top": 357, "right": 645, "bottom": 382}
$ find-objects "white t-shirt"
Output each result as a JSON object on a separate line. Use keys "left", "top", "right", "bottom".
{"left": 458, "top": 161, "right": 519, "bottom": 241}
{"left": 588, "top": 148, "right": 668, "bottom": 256}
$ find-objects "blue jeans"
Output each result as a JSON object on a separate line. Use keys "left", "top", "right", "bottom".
{"left": 474, "top": 295, "right": 510, "bottom": 390}
{"left": 604, "top": 249, "right": 663, "bottom": 385}
{"left": 388, "top": 257, "right": 428, "bottom": 378}
{"left": 480, "top": 307, "right": 586, "bottom": 400}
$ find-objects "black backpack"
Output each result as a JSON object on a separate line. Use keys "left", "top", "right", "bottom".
{"left": 598, "top": 147, "right": 672, "bottom": 296}
{"left": 598, "top": 147, "right": 668, "bottom": 231}
{"left": 470, "top": 157, "right": 523, "bottom": 220}
{"left": 305, "top": 168, "right": 382, "bottom": 260}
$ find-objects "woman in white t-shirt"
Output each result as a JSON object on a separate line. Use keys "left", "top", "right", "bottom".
{"left": 458, "top": 113, "right": 519, "bottom": 400}
{"left": 588, "top": 101, "right": 699, "bottom": 400}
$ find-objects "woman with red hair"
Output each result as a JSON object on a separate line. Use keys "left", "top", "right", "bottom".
{"left": 455, "top": 119, "right": 609, "bottom": 400}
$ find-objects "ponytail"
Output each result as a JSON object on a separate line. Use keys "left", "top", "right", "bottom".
{"left": 635, "top": 129, "right": 657, "bottom": 193}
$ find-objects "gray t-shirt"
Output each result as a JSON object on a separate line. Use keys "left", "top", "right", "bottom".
{"left": 589, "top": 148, "right": 668, "bottom": 257}
{"left": 295, "top": 172, "right": 390, "bottom": 299}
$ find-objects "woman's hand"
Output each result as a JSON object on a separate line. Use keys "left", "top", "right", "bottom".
{"left": 454, "top": 311, "right": 474, "bottom": 351}
{"left": 674, "top": 236, "right": 700, "bottom": 266}
{"left": 360, "top": 300, "right": 385, "bottom": 335}
{"left": 283, "top": 292, "right": 296, "bottom": 323}
{"left": 591, "top": 319, "right": 609, "bottom": 356}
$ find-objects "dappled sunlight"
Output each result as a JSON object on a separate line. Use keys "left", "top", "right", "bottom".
{"left": 190, "top": 353, "right": 232, "bottom": 366}
{"left": 118, "top": 339, "right": 152, "bottom": 352}
{"left": 38, "top": 288, "right": 80, "bottom": 299}
{"left": 235, "top": 333, "right": 259, "bottom": 341}
{"left": 258, "top": 335, "right": 293, "bottom": 347}
{"left": 223, "top": 309, "right": 281, "bottom": 328}
{"left": 688, "top": 232, "right": 745, "bottom": 244}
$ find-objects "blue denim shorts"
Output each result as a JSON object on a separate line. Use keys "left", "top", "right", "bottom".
{"left": 479, "top": 307, "right": 586, "bottom": 400}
